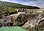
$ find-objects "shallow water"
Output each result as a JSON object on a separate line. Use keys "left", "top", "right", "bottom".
{"left": 0, "top": 26, "right": 27, "bottom": 31}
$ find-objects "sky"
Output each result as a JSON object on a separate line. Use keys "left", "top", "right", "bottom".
{"left": 0, "top": 0, "right": 44, "bottom": 8}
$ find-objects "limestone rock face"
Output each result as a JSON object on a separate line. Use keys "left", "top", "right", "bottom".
{"left": 11, "top": 12, "right": 39, "bottom": 26}
{"left": 0, "top": 12, "right": 26, "bottom": 26}
{"left": 9, "top": 12, "right": 26, "bottom": 26}
{"left": 22, "top": 13, "right": 44, "bottom": 31}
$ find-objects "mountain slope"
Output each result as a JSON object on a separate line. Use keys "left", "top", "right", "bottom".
{"left": 0, "top": 1, "right": 40, "bottom": 9}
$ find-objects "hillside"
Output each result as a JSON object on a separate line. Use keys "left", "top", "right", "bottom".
{"left": 0, "top": 1, "right": 40, "bottom": 9}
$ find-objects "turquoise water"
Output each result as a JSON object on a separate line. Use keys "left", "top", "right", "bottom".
{"left": 0, "top": 26, "right": 26, "bottom": 31}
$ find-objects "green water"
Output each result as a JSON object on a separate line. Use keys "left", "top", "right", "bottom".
{"left": 0, "top": 26, "right": 26, "bottom": 31}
